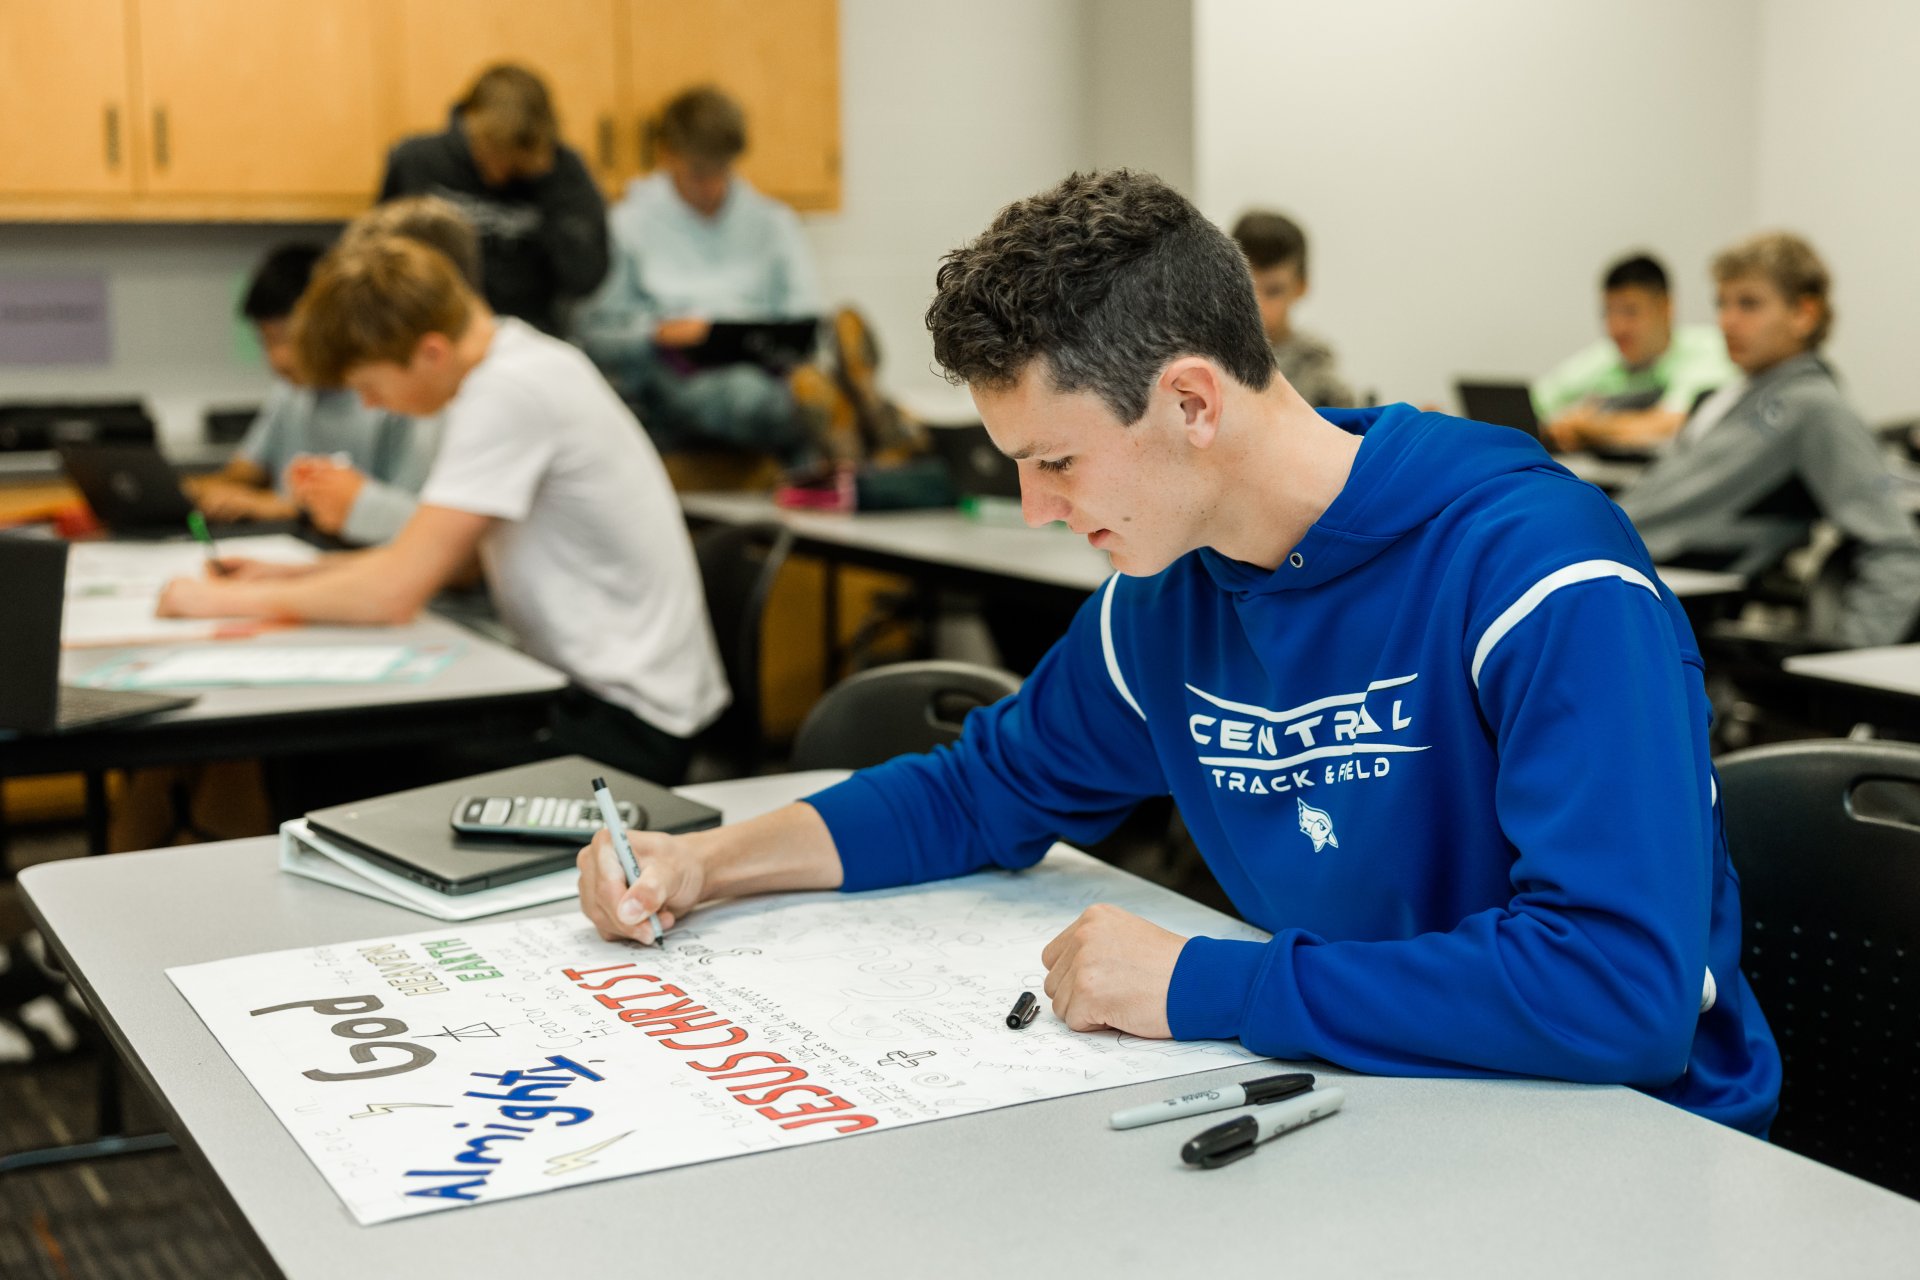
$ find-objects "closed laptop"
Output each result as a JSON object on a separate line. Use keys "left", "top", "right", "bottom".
{"left": 303, "top": 755, "right": 722, "bottom": 895}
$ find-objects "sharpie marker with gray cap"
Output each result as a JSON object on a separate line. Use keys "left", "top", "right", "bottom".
{"left": 1108, "top": 1071, "right": 1314, "bottom": 1130}
{"left": 590, "top": 775, "right": 663, "bottom": 945}
{"left": 1181, "top": 1086, "right": 1345, "bottom": 1169}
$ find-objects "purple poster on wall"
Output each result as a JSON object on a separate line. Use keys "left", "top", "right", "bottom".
{"left": 0, "top": 274, "right": 111, "bottom": 365}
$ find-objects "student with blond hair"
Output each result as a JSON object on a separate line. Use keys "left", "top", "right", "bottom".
{"left": 1621, "top": 232, "right": 1920, "bottom": 646}
{"left": 159, "top": 237, "right": 727, "bottom": 782}
{"left": 379, "top": 63, "right": 609, "bottom": 335}
{"left": 275, "top": 196, "right": 483, "bottom": 539}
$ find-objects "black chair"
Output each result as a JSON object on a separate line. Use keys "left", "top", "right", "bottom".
{"left": 1717, "top": 738, "right": 1920, "bottom": 1197}
{"left": 789, "top": 660, "right": 1021, "bottom": 771}
{"left": 693, "top": 521, "right": 795, "bottom": 776}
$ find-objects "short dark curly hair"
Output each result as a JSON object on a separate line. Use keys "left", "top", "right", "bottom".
{"left": 925, "top": 170, "right": 1275, "bottom": 424}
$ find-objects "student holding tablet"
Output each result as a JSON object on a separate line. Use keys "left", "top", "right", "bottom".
{"left": 159, "top": 237, "right": 727, "bottom": 783}
{"left": 574, "top": 170, "right": 1781, "bottom": 1136}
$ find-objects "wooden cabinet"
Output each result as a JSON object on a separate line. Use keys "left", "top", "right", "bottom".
{"left": 135, "top": 0, "right": 385, "bottom": 207}
{"left": 388, "top": 0, "right": 626, "bottom": 196}
{"left": 0, "top": 0, "right": 137, "bottom": 202}
{"left": 626, "top": 0, "right": 840, "bottom": 211}
{"left": 0, "top": 0, "right": 840, "bottom": 221}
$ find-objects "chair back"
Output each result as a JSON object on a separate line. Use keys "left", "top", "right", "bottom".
{"left": 1718, "top": 738, "right": 1920, "bottom": 1196}
{"left": 790, "top": 660, "right": 1020, "bottom": 771}
{"left": 694, "top": 521, "right": 794, "bottom": 775}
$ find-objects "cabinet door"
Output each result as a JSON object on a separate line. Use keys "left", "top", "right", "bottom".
{"left": 135, "top": 0, "right": 385, "bottom": 199}
{"left": 625, "top": 0, "right": 840, "bottom": 211}
{"left": 0, "top": 0, "right": 136, "bottom": 196}
{"left": 389, "top": 0, "right": 624, "bottom": 195}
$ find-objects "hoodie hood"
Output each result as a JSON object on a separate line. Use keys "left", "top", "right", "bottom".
{"left": 1200, "top": 403, "right": 1567, "bottom": 595}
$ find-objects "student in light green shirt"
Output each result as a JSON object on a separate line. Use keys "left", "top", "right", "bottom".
{"left": 1534, "top": 254, "right": 1734, "bottom": 452}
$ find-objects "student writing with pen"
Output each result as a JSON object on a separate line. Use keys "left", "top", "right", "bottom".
{"left": 577, "top": 171, "right": 1781, "bottom": 1138}
{"left": 159, "top": 230, "right": 727, "bottom": 786}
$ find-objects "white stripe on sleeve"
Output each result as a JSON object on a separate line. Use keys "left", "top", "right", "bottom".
{"left": 1470, "top": 559, "right": 1659, "bottom": 687}
{"left": 1099, "top": 575, "right": 1146, "bottom": 720}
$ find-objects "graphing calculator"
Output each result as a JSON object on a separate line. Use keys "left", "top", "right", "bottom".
{"left": 450, "top": 796, "right": 642, "bottom": 844}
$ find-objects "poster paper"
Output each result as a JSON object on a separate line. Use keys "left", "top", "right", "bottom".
{"left": 169, "top": 847, "right": 1268, "bottom": 1224}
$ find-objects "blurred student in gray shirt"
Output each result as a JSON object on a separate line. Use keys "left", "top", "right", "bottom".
{"left": 198, "top": 244, "right": 435, "bottom": 545}
{"left": 1621, "top": 232, "right": 1920, "bottom": 647}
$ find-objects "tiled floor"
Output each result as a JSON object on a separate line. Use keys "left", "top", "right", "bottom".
{"left": 1, "top": 823, "right": 265, "bottom": 1280}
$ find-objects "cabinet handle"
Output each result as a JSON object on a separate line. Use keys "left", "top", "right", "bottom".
{"left": 153, "top": 106, "right": 169, "bottom": 170}
{"left": 597, "top": 114, "right": 615, "bottom": 172}
{"left": 104, "top": 106, "right": 120, "bottom": 168}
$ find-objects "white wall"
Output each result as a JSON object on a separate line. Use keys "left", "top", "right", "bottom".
{"left": 1754, "top": 0, "right": 1920, "bottom": 424}
{"left": 0, "top": 223, "right": 339, "bottom": 447}
{"left": 1084, "top": 0, "right": 1195, "bottom": 193}
{"left": 802, "top": 0, "right": 1093, "bottom": 422}
{"left": 1192, "top": 0, "right": 1757, "bottom": 408}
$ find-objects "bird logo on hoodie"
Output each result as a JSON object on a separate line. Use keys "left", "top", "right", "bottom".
{"left": 1297, "top": 798, "right": 1339, "bottom": 852}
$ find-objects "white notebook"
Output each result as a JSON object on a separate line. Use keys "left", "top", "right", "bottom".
{"left": 278, "top": 818, "right": 577, "bottom": 922}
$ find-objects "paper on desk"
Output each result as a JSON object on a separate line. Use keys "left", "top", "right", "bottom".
{"left": 61, "top": 534, "right": 319, "bottom": 648}
{"left": 65, "top": 534, "right": 317, "bottom": 594}
{"left": 79, "top": 644, "right": 418, "bottom": 688}
{"left": 60, "top": 596, "right": 226, "bottom": 647}
{"left": 168, "top": 847, "right": 1270, "bottom": 1225}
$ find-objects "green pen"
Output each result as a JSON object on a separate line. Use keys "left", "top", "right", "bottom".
{"left": 186, "top": 511, "right": 230, "bottom": 577}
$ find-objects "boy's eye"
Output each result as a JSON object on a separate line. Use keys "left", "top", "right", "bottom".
{"left": 1035, "top": 457, "right": 1073, "bottom": 474}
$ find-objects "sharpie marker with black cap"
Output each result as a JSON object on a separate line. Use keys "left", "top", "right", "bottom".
{"left": 1180, "top": 1086, "right": 1345, "bottom": 1169}
{"left": 1108, "top": 1071, "right": 1314, "bottom": 1130}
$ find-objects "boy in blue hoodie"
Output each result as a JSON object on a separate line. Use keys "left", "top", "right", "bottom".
{"left": 576, "top": 171, "right": 1781, "bottom": 1136}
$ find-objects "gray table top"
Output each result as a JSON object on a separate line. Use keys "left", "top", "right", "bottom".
{"left": 682, "top": 491, "right": 1748, "bottom": 600}
{"left": 57, "top": 610, "right": 566, "bottom": 725}
{"left": 22, "top": 772, "right": 1920, "bottom": 1279}
{"left": 1783, "top": 643, "right": 1920, "bottom": 695}
{"left": 682, "top": 489, "right": 1113, "bottom": 591}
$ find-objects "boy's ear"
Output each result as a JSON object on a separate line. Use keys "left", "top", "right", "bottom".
{"left": 1161, "top": 357, "right": 1225, "bottom": 449}
{"left": 410, "top": 332, "right": 454, "bottom": 369}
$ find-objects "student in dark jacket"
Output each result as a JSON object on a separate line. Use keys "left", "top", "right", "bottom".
{"left": 378, "top": 63, "right": 609, "bottom": 335}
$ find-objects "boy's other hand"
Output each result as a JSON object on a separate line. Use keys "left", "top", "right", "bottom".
{"left": 577, "top": 827, "right": 710, "bottom": 946}
{"left": 287, "top": 456, "right": 368, "bottom": 535}
{"left": 193, "top": 481, "right": 298, "bottom": 522}
{"left": 157, "top": 575, "right": 238, "bottom": 617}
{"left": 1040, "top": 904, "right": 1185, "bottom": 1038}
{"left": 1541, "top": 404, "right": 1599, "bottom": 452}
{"left": 653, "top": 317, "right": 713, "bottom": 349}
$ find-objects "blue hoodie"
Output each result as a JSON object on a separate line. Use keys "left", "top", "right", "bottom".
{"left": 807, "top": 405, "right": 1781, "bottom": 1136}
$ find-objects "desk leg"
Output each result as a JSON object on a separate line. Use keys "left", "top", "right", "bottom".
{"left": 0, "top": 1034, "right": 177, "bottom": 1174}
{"left": 823, "top": 559, "right": 842, "bottom": 690}
{"left": 83, "top": 770, "right": 109, "bottom": 856}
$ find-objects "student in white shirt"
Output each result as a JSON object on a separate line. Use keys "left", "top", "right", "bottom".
{"left": 158, "top": 236, "right": 729, "bottom": 782}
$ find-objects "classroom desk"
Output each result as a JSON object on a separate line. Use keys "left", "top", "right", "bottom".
{"left": 1781, "top": 643, "right": 1920, "bottom": 727}
{"left": 1556, "top": 450, "right": 1649, "bottom": 494}
{"left": 682, "top": 490, "right": 1112, "bottom": 594}
{"left": 0, "top": 610, "right": 567, "bottom": 858}
{"left": 681, "top": 491, "right": 1750, "bottom": 602}
{"left": 20, "top": 771, "right": 1920, "bottom": 1280}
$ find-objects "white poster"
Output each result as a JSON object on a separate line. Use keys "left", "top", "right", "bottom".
{"left": 169, "top": 847, "right": 1269, "bottom": 1225}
